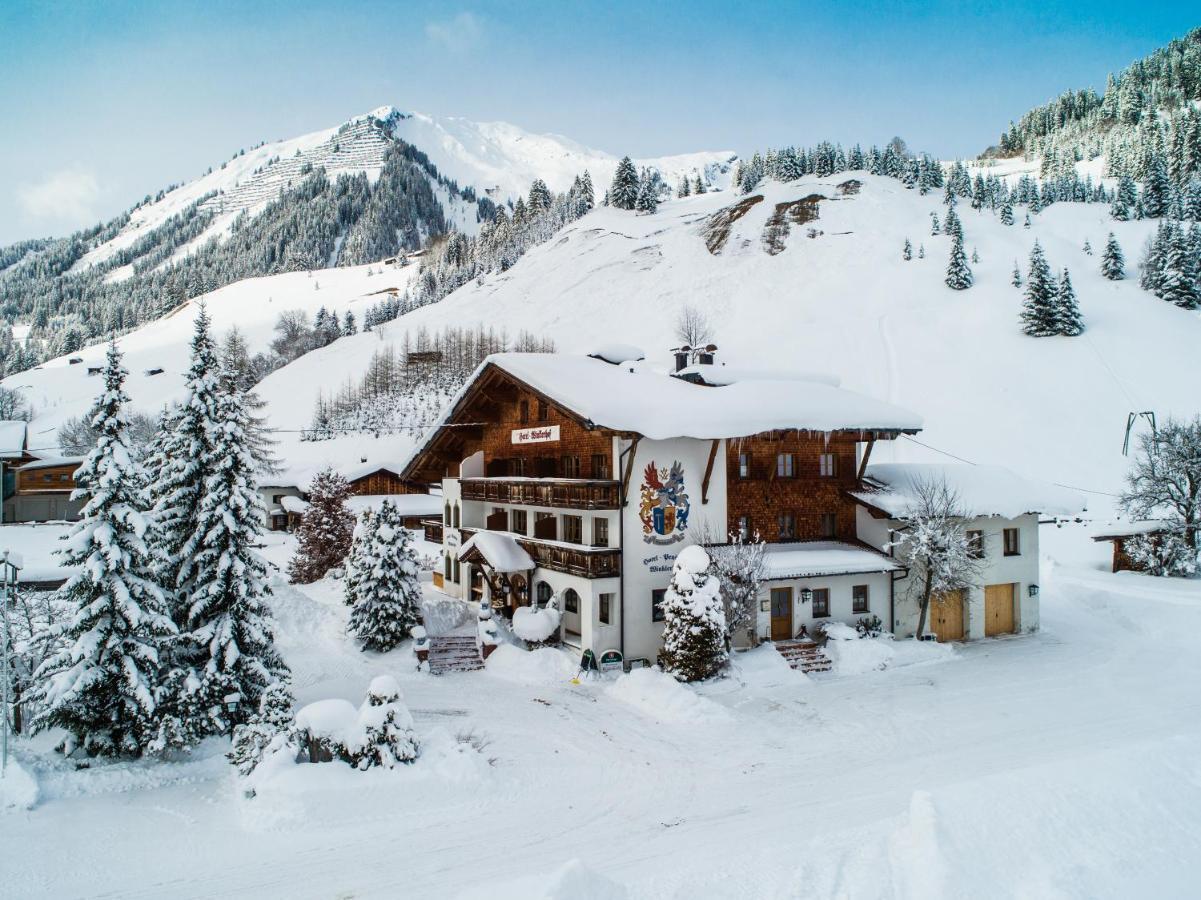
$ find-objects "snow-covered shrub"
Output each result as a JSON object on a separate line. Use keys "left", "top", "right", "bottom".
{"left": 294, "top": 698, "right": 357, "bottom": 762}
{"left": 1126, "top": 532, "right": 1199, "bottom": 577}
{"left": 512, "top": 597, "right": 562, "bottom": 646}
{"left": 856, "top": 615, "right": 885, "bottom": 637}
{"left": 657, "top": 545, "right": 728, "bottom": 682}
{"left": 229, "top": 682, "right": 296, "bottom": 777}
{"left": 346, "top": 500, "right": 424, "bottom": 651}
{"left": 346, "top": 675, "right": 419, "bottom": 769}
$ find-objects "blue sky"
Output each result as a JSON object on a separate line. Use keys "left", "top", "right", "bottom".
{"left": 0, "top": 1, "right": 1196, "bottom": 244}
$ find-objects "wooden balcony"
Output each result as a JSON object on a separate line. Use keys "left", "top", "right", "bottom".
{"left": 460, "top": 477, "right": 621, "bottom": 510}
{"left": 461, "top": 526, "right": 621, "bottom": 579}
{"left": 422, "top": 519, "right": 444, "bottom": 544}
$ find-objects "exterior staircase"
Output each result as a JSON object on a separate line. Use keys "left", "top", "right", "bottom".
{"left": 774, "top": 639, "right": 832, "bottom": 674}
{"left": 427, "top": 634, "right": 484, "bottom": 675}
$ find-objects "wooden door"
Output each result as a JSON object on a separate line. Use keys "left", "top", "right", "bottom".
{"left": 770, "top": 588, "right": 793, "bottom": 641}
{"left": 985, "top": 583, "right": 1016, "bottom": 636}
{"left": 929, "top": 590, "right": 965, "bottom": 642}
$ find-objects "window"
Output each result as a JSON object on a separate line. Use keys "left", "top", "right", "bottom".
{"left": 519, "top": 399, "right": 529, "bottom": 424}
{"left": 737, "top": 515, "right": 753, "bottom": 541}
{"left": 560, "top": 455, "right": 580, "bottom": 478}
{"left": 510, "top": 457, "right": 527, "bottom": 477}
{"left": 738, "top": 451, "right": 752, "bottom": 479}
{"left": 778, "top": 513, "right": 796, "bottom": 540}
{"left": 1004, "top": 528, "right": 1021, "bottom": 556}
{"left": 966, "top": 530, "right": 985, "bottom": 558}
{"left": 452, "top": 559, "right": 461, "bottom": 583}
{"left": 444, "top": 555, "right": 452, "bottom": 579}
{"left": 537, "top": 399, "right": 549, "bottom": 421}
{"left": 651, "top": 589, "right": 666, "bottom": 622}
{"left": 592, "top": 517, "right": 609, "bottom": 547}
{"left": 853, "top": 585, "right": 869, "bottom": 614}
{"left": 563, "top": 589, "right": 579, "bottom": 613}
{"left": 563, "top": 515, "right": 583, "bottom": 545}
{"left": 453, "top": 503, "right": 461, "bottom": 528}
{"left": 819, "top": 512, "right": 837, "bottom": 538}
{"left": 599, "top": 593, "right": 613, "bottom": 625}
{"left": 272, "top": 494, "right": 284, "bottom": 504}
{"left": 536, "top": 581, "right": 554, "bottom": 606}
{"left": 591, "top": 453, "right": 610, "bottom": 479}
{"left": 776, "top": 453, "right": 795, "bottom": 478}
{"left": 812, "top": 588, "right": 830, "bottom": 617}
{"left": 535, "top": 511, "right": 556, "bottom": 540}
{"left": 491, "top": 507, "right": 508, "bottom": 531}
{"left": 819, "top": 453, "right": 837, "bottom": 477}
{"left": 511, "top": 509, "right": 528, "bottom": 535}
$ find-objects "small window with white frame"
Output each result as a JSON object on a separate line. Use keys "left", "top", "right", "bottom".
{"left": 819, "top": 453, "right": 837, "bottom": 477}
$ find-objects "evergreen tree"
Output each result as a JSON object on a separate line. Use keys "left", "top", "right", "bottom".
{"left": 29, "top": 341, "right": 175, "bottom": 757}
{"left": 349, "top": 676, "right": 418, "bottom": 769}
{"left": 347, "top": 500, "right": 424, "bottom": 652}
{"left": 945, "top": 232, "right": 973, "bottom": 290}
{"left": 1102, "top": 232, "right": 1126, "bottom": 279}
{"left": 343, "top": 311, "right": 356, "bottom": 335}
{"left": 289, "top": 468, "right": 355, "bottom": 583}
{"left": 930, "top": 212, "right": 941, "bottom": 235}
{"left": 944, "top": 205, "right": 962, "bottom": 240}
{"left": 1159, "top": 225, "right": 1201, "bottom": 309}
{"left": 1142, "top": 154, "right": 1172, "bottom": 218}
{"left": 1000, "top": 197, "right": 1015, "bottom": 226}
{"left": 1083, "top": 238, "right": 1093, "bottom": 255}
{"left": 343, "top": 507, "right": 377, "bottom": 606}
{"left": 693, "top": 173, "right": 707, "bottom": 194}
{"left": 228, "top": 682, "right": 294, "bottom": 776}
{"left": 1024, "top": 212, "right": 1032, "bottom": 228}
{"left": 657, "top": 546, "right": 727, "bottom": 682}
{"left": 1011, "top": 261, "right": 1023, "bottom": 288}
{"left": 918, "top": 244, "right": 925, "bottom": 259}
{"left": 677, "top": 177, "right": 691, "bottom": 198}
{"left": 1112, "top": 175, "right": 1137, "bottom": 220}
{"left": 609, "top": 157, "right": 640, "bottom": 210}
{"left": 634, "top": 173, "right": 659, "bottom": 213}
{"left": 1020, "top": 241, "right": 1059, "bottom": 336}
{"left": 971, "top": 247, "right": 980, "bottom": 264}
{"left": 902, "top": 238, "right": 913, "bottom": 261}
{"left": 1055, "top": 268, "right": 1085, "bottom": 335}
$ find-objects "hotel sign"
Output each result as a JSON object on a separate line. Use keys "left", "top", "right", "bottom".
{"left": 511, "top": 425, "right": 560, "bottom": 445}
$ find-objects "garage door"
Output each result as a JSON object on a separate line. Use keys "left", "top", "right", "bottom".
{"left": 984, "top": 583, "right": 1016, "bottom": 636}
{"left": 929, "top": 590, "right": 965, "bottom": 642}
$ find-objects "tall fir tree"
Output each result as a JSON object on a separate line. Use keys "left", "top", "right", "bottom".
{"left": 347, "top": 500, "right": 424, "bottom": 652}
{"left": 1159, "top": 225, "right": 1201, "bottom": 309}
{"left": 1101, "top": 232, "right": 1125, "bottom": 279}
{"left": 1020, "top": 241, "right": 1059, "bottom": 336}
{"left": 1054, "top": 268, "right": 1085, "bottom": 336}
{"left": 657, "top": 546, "right": 727, "bottom": 682}
{"left": 29, "top": 341, "right": 175, "bottom": 757}
{"left": 1111, "top": 175, "right": 1137, "bottom": 221}
{"left": 288, "top": 468, "right": 355, "bottom": 583}
{"left": 609, "top": 157, "right": 640, "bottom": 210}
{"left": 1000, "top": 197, "right": 1015, "bottom": 226}
{"left": 945, "top": 232, "right": 974, "bottom": 290}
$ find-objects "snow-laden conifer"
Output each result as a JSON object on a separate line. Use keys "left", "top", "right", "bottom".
{"left": 609, "top": 157, "right": 639, "bottom": 210}
{"left": 347, "top": 676, "right": 419, "bottom": 769}
{"left": 1020, "top": 241, "right": 1059, "bottom": 336}
{"left": 1054, "top": 268, "right": 1085, "bottom": 336}
{"left": 945, "top": 232, "right": 973, "bottom": 290}
{"left": 288, "top": 468, "right": 355, "bottom": 584}
{"left": 1101, "top": 232, "right": 1125, "bottom": 280}
{"left": 902, "top": 238, "right": 912, "bottom": 261}
{"left": 1011, "top": 261, "right": 1023, "bottom": 288}
{"left": 347, "top": 500, "right": 424, "bottom": 652}
{"left": 657, "top": 546, "right": 727, "bottom": 682}
{"left": 228, "top": 681, "right": 295, "bottom": 776}
{"left": 29, "top": 341, "right": 175, "bottom": 757}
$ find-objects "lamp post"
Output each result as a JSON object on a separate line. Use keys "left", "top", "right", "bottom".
{"left": 223, "top": 693, "right": 242, "bottom": 737}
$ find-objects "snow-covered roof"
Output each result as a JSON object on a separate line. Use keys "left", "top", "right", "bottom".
{"left": 854, "top": 463, "right": 1086, "bottom": 519}
{"left": 0, "top": 421, "right": 27, "bottom": 459}
{"left": 458, "top": 531, "right": 534, "bottom": 573}
{"left": 674, "top": 363, "right": 840, "bottom": 388}
{"left": 343, "top": 460, "right": 408, "bottom": 483}
{"left": 280, "top": 495, "right": 309, "bottom": 514}
{"left": 346, "top": 493, "right": 442, "bottom": 518}
{"left": 1091, "top": 520, "right": 1176, "bottom": 541}
{"left": 588, "top": 343, "right": 646, "bottom": 364}
{"left": 18, "top": 455, "right": 84, "bottom": 472}
{"left": 758, "top": 541, "right": 900, "bottom": 580}
{"left": 411, "top": 354, "right": 921, "bottom": 464}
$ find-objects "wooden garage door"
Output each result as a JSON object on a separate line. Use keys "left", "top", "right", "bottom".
{"left": 929, "top": 590, "right": 965, "bottom": 642}
{"left": 984, "top": 583, "right": 1016, "bottom": 636}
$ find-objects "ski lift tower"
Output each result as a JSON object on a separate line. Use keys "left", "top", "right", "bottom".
{"left": 1, "top": 549, "right": 22, "bottom": 775}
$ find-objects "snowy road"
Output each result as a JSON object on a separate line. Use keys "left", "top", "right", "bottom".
{"left": 5, "top": 526, "right": 1201, "bottom": 898}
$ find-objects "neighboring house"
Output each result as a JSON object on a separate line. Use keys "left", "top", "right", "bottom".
{"left": 0, "top": 420, "right": 37, "bottom": 521}
{"left": 400, "top": 348, "right": 923, "bottom": 666}
{"left": 1091, "top": 521, "right": 1186, "bottom": 573}
{"left": 261, "top": 482, "right": 306, "bottom": 531}
{"left": 9, "top": 456, "right": 86, "bottom": 523}
{"left": 344, "top": 461, "right": 430, "bottom": 497}
{"left": 347, "top": 492, "right": 443, "bottom": 530}
{"left": 853, "top": 464, "right": 1083, "bottom": 641}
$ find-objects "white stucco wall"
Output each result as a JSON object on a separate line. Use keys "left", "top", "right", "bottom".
{"left": 754, "top": 571, "right": 894, "bottom": 642}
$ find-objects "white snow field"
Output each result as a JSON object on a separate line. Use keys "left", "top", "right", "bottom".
{"left": 4, "top": 525, "right": 1201, "bottom": 899}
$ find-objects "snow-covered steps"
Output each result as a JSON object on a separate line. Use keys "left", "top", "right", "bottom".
{"left": 774, "top": 639, "right": 832, "bottom": 674}
{"left": 427, "top": 635, "right": 484, "bottom": 675}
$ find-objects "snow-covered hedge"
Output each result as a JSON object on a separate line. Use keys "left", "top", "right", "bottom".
{"left": 512, "top": 598, "right": 562, "bottom": 644}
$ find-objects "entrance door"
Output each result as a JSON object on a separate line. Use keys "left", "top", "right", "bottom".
{"left": 985, "top": 583, "right": 1016, "bottom": 636}
{"left": 929, "top": 590, "right": 965, "bottom": 642}
{"left": 770, "top": 588, "right": 793, "bottom": 641}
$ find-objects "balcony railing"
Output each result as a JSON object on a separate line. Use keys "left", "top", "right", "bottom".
{"left": 460, "top": 477, "right": 621, "bottom": 510}
{"left": 461, "top": 526, "right": 621, "bottom": 579}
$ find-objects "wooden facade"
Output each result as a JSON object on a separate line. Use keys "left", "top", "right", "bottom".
{"left": 16, "top": 463, "right": 77, "bottom": 494}
{"left": 347, "top": 468, "right": 429, "bottom": 497}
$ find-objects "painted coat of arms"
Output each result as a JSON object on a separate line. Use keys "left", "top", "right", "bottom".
{"left": 639, "top": 460, "right": 690, "bottom": 544}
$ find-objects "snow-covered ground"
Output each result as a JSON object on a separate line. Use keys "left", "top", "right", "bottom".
{"left": 5, "top": 524, "right": 1200, "bottom": 898}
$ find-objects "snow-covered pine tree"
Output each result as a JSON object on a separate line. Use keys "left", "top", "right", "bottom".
{"left": 1020, "top": 241, "right": 1059, "bottom": 336}
{"left": 1142, "top": 154, "right": 1172, "bottom": 219}
{"left": 657, "top": 546, "right": 727, "bottom": 682}
{"left": 634, "top": 173, "right": 659, "bottom": 213}
{"left": 347, "top": 676, "right": 418, "bottom": 769}
{"left": 29, "top": 341, "right": 175, "bottom": 757}
{"left": 1054, "top": 268, "right": 1085, "bottom": 336}
{"left": 173, "top": 364, "right": 289, "bottom": 739}
{"left": 945, "top": 232, "right": 973, "bottom": 290}
{"left": 609, "top": 157, "right": 639, "bottom": 210}
{"left": 1000, "top": 197, "right": 1015, "bottom": 226}
{"left": 918, "top": 244, "right": 925, "bottom": 259}
{"left": 1083, "top": 238, "right": 1093, "bottom": 255}
{"left": 1102, "top": 232, "right": 1125, "bottom": 279}
{"left": 902, "top": 238, "right": 912, "bottom": 261}
{"left": 944, "top": 205, "right": 962, "bottom": 241}
{"left": 347, "top": 500, "right": 424, "bottom": 652}
{"left": 677, "top": 177, "right": 690, "bottom": 198}
{"left": 971, "top": 247, "right": 980, "bottom": 264}
{"left": 579, "top": 170, "right": 595, "bottom": 209}
{"left": 1111, "top": 175, "right": 1137, "bottom": 220}
{"left": 228, "top": 681, "right": 295, "bottom": 776}
{"left": 1024, "top": 212, "right": 1032, "bottom": 228}
{"left": 288, "top": 468, "right": 355, "bottom": 583}
{"left": 930, "top": 213, "right": 941, "bottom": 235}
{"left": 1159, "top": 224, "right": 1201, "bottom": 309}
{"left": 1011, "top": 261, "right": 1023, "bottom": 288}
{"left": 343, "top": 507, "right": 377, "bottom": 606}
{"left": 693, "top": 173, "right": 707, "bottom": 194}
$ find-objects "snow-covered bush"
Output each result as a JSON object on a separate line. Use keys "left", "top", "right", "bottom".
{"left": 657, "top": 546, "right": 728, "bottom": 682}
{"left": 1126, "top": 532, "right": 1198, "bottom": 577}
{"left": 856, "top": 615, "right": 885, "bottom": 637}
{"left": 294, "top": 698, "right": 357, "bottom": 762}
{"left": 346, "top": 500, "right": 424, "bottom": 651}
{"left": 229, "top": 682, "right": 296, "bottom": 777}
{"left": 345, "top": 676, "right": 419, "bottom": 769}
{"left": 512, "top": 596, "right": 562, "bottom": 646}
